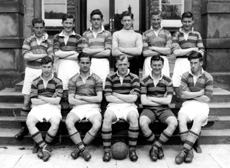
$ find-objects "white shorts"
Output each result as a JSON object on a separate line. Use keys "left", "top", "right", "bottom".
{"left": 22, "top": 67, "right": 42, "bottom": 95}
{"left": 28, "top": 103, "right": 62, "bottom": 122}
{"left": 178, "top": 100, "right": 209, "bottom": 126}
{"left": 70, "top": 104, "right": 101, "bottom": 121}
{"left": 106, "top": 103, "right": 139, "bottom": 124}
{"left": 57, "top": 59, "right": 79, "bottom": 90}
{"left": 172, "top": 58, "right": 190, "bottom": 87}
{"left": 142, "top": 56, "right": 170, "bottom": 79}
{"left": 91, "top": 58, "right": 110, "bottom": 88}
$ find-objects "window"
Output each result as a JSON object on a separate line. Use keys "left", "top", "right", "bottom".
{"left": 159, "top": 0, "right": 184, "bottom": 28}
{"left": 42, "top": 0, "right": 67, "bottom": 27}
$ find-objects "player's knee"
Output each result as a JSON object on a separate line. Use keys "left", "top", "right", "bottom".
{"left": 65, "top": 118, "right": 75, "bottom": 131}
{"left": 50, "top": 118, "right": 61, "bottom": 130}
{"left": 168, "top": 118, "right": 178, "bottom": 131}
{"left": 139, "top": 117, "right": 149, "bottom": 130}
{"left": 103, "top": 111, "right": 114, "bottom": 125}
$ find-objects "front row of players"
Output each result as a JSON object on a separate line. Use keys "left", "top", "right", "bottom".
{"left": 26, "top": 51, "right": 213, "bottom": 164}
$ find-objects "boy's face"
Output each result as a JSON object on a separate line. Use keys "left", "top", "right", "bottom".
{"left": 33, "top": 23, "right": 45, "bottom": 38}
{"left": 78, "top": 57, "right": 91, "bottom": 73}
{"left": 182, "top": 17, "right": 194, "bottom": 32}
{"left": 116, "top": 57, "right": 129, "bottom": 76}
{"left": 41, "top": 62, "right": 53, "bottom": 78}
{"left": 62, "top": 18, "right": 74, "bottom": 33}
{"left": 121, "top": 16, "right": 133, "bottom": 30}
{"left": 190, "top": 58, "right": 203, "bottom": 74}
{"left": 151, "top": 14, "right": 162, "bottom": 30}
{"left": 151, "top": 60, "right": 163, "bottom": 76}
{"left": 90, "top": 14, "right": 103, "bottom": 30}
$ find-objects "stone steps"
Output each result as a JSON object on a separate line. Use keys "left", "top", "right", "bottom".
{"left": 0, "top": 128, "right": 230, "bottom": 146}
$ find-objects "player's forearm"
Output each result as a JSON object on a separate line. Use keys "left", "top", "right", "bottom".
{"left": 82, "top": 48, "right": 104, "bottom": 55}
{"left": 181, "top": 90, "right": 203, "bottom": 99}
{"left": 147, "top": 96, "right": 172, "bottom": 105}
{"left": 31, "top": 98, "right": 46, "bottom": 105}
{"left": 24, "top": 53, "right": 47, "bottom": 61}
{"left": 141, "top": 96, "right": 161, "bottom": 106}
{"left": 93, "top": 50, "right": 111, "bottom": 58}
{"left": 105, "top": 95, "right": 126, "bottom": 103}
{"left": 38, "top": 96, "right": 61, "bottom": 105}
{"left": 113, "top": 93, "right": 138, "bottom": 103}
{"left": 194, "top": 95, "right": 210, "bottom": 103}
{"left": 173, "top": 48, "right": 197, "bottom": 57}
{"left": 149, "top": 46, "right": 171, "bottom": 55}
{"left": 80, "top": 95, "right": 102, "bottom": 103}
{"left": 112, "top": 49, "right": 123, "bottom": 57}
{"left": 54, "top": 50, "right": 77, "bottom": 58}
{"left": 68, "top": 97, "right": 90, "bottom": 105}
{"left": 143, "top": 50, "right": 159, "bottom": 57}
{"left": 120, "top": 47, "right": 142, "bottom": 56}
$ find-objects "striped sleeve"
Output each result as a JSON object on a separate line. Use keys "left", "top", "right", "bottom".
{"left": 204, "top": 73, "right": 214, "bottom": 99}
{"left": 140, "top": 79, "right": 147, "bottom": 95}
{"left": 131, "top": 75, "right": 140, "bottom": 96}
{"left": 180, "top": 72, "right": 190, "bottom": 92}
{"left": 53, "top": 34, "right": 60, "bottom": 53}
{"left": 30, "top": 80, "right": 38, "bottom": 99}
{"left": 172, "top": 32, "right": 181, "bottom": 52}
{"left": 196, "top": 32, "right": 205, "bottom": 52}
{"left": 54, "top": 79, "right": 63, "bottom": 98}
{"left": 46, "top": 39, "right": 54, "bottom": 58}
{"left": 94, "top": 74, "right": 103, "bottom": 93}
{"left": 22, "top": 37, "right": 31, "bottom": 56}
{"left": 165, "top": 30, "right": 172, "bottom": 49}
{"left": 165, "top": 77, "right": 174, "bottom": 95}
{"left": 142, "top": 31, "right": 149, "bottom": 52}
{"left": 104, "top": 75, "right": 113, "bottom": 96}
{"left": 105, "top": 31, "right": 112, "bottom": 50}
{"left": 68, "top": 76, "right": 76, "bottom": 95}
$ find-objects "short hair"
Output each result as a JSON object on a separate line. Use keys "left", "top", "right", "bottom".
{"left": 188, "top": 51, "right": 203, "bottom": 61}
{"left": 150, "top": 8, "right": 162, "bottom": 17}
{"left": 77, "top": 52, "right": 92, "bottom": 62}
{"left": 116, "top": 55, "right": 128, "bottom": 62}
{"left": 62, "top": 13, "right": 75, "bottom": 22}
{"left": 32, "top": 18, "right": 45, "bottom": 27}
{"left": 181, "top": 11, "right": 194, "bottom": 20}
{"left": 41, "top": 56, "right": 53, "bottom": 65}
{"left": 121, "top": 11, "right": 134, "bottom": 20}
{"left": 90, "top": 9, "right": 103, "bottom": 19}
{"left": 150, "top": 55, "right": 164, "bottom": 65}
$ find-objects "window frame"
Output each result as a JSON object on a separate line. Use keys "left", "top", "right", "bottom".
{"left": 41, "top": 0, "right": 67, "bottom": 27}
{"left": 159, "top": 0, "right": 184, "bottom": 28}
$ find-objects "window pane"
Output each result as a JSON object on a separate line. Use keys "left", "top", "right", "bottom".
{"left": 87, "top": 0, "right": 109, "bottom": 29}
{"left": 162, "top": 4, "right": 182, "bottom": 20}
{"left": 115, "top": 0, "right": 139, "bottom": 30}
{"left": 44, "top": 0, "right": 67, "bottom": 19}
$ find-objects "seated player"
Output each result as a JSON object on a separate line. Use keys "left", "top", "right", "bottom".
{"left": 65, "top": 52, "right": 103, "bottom": 162}
{"left": 175, "top": 51, "right": 213, "bottom": 164}
{"left": 102, "top": 55, "right": 140, "bottom": 162}
{"left": 26, "top": 56, "right": 63, "bottom": 162}
{"left": 139, "top": 55, "right": 178, "bottom": 161}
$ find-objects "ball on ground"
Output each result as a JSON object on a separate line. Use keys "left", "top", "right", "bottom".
{"left": 111, "top": 142, "right": 128, "bottom": 160}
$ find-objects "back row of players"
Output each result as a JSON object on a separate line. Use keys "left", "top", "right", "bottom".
{"left": 18, "top": 8, "right": 213, "bottom": 165}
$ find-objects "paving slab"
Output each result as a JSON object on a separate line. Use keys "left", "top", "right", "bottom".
{"left": 0, "top": 145, "right": 230, "bottom": 168}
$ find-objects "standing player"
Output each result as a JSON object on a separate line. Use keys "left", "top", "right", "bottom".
{"left": 26, "top": 56, "right": 63, "bottom": 162}
{"left": 139, "top": 55, "right": 177, "bottom": 162}
{"left": 175, "top": 51, "right": 213, "bottom": 164}
{"left": 172, "top": 11, "right": 205, "bottom": 100}
{"left": 112, "top": 11, "right": 143, "bottom": 76}
{"left": 53, "top": 13, "right": 87, "bottom": 110}
{"left": 65, "top": 53, "right": 103, "bottom": 162}
{"left": 142, "top": 8, "right": 172, "bottom": 78}
{"left": 102, "top": 55, "right": 140, "bottom": 162}
{"left": 15, "top": 18, "right": 53, "bottom": 140}
{"left": 83, "top": 9, "right": 112, "bottom": 85}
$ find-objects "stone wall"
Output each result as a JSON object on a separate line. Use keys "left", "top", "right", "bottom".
{"left": 0, "top": 0, "right": 24, "bottom": 89}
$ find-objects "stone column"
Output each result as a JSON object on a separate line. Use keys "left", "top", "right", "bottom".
{"left": 201, "top": 0, "right": 230, "bottom": 90}
{"left": 0, "top": 0, "right": 24, "bottom": 89}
